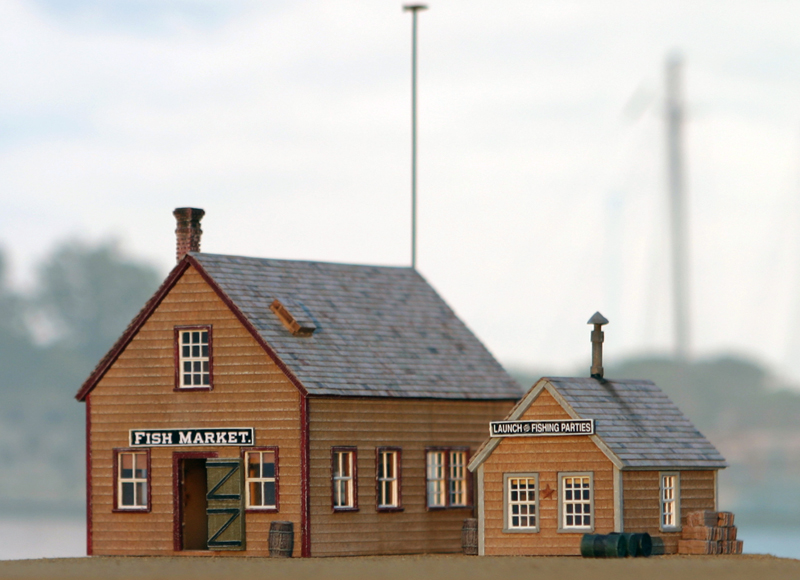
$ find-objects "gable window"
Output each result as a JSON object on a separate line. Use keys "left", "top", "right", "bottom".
{"left": 559, "top": 473, "right": 593, "bottom": 531}
{"left": 376, "top": 448, "right": 401, "bottom": 510}
{"left": 245, "top": 449, "right": 278, "bottom": 511}
{"left": 175, "top": 327, "right": 212, "bottom": 390}
{"left": 332, "top": 447, "right": 357, "bottom": 511}
{"left": 114, "top": 449, "right": 150, "bottom": 511}
{"left": 426, "top": 448, "right": 470, "bottom": 508}
{"left": 504, "top": 474, "right": 539, "bottom": 532}
{"left": 660, "top": 472, "right": 681, "bottom": 531}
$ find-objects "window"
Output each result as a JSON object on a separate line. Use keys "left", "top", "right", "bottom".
{"left": 449, "top": 450, "right": 468, "bottom": 506}
{"left": 504, "top": 474, "right": 539, "bottom": 532}
{"left": 560, "top": 473, "right": 593, "bottom": 530}
{"left": 426, "top": 448, "right": 471, "bottom": 508}
{"left": 332, "top": 447, "right": 357, "bottom": 510}
{"left": 114, "top": 449, "right": 150, "bottom": 511}
{"left": 376, "top": 448, "right": 401, "bottom": 510}
{"left": 176, "top": 327, "right": 211, "bottom": 389}
{"left": 660, "top": 472, "right": 680, "bottom": 531}
{"left": 245, "top": 449, "right": 278, "bottom": 511}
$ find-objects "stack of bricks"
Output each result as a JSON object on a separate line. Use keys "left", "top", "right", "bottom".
{"left": 678, "top": 511, "right": 743, "bottom": 555}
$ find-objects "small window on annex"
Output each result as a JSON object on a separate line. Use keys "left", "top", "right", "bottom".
{"left": 176, "top": 327, "right": 211, "bottom": 389}
{"left": 660, "top": 472, "right": 681, "bottom": 531}
{"left": 376, "top": 448, "right": 401, "bottom": 510}
{"left": 426, "top": 448, "right": 470, "bottom": 508}
{"left": 246, "top": 449, "right": 277, "bottom": 510}
{"left": 115, "top": 450, "right": 149, "bottom": 511}
{"left": 504, "top": 474, "right": 539, "bottom": 532}
{"left": 559, "top": 473, "right": 593, "bottom": 531}
{"left": 332, "top": 447, "right": 357, "bottom": 510}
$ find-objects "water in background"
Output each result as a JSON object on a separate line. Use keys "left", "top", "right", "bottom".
{"left": 0, "top": 519, "right": 85, "bottom": 560}
{"left": 0, "top": 519, "right": 797, "bottom": 560}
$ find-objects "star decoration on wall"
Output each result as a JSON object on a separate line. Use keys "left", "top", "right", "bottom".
{"left": 541, "top": 484, "right": 555, "bottom": 499}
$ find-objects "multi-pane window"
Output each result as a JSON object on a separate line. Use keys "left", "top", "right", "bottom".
{"left": 117, "top": 451, "right": 148, "bottom": 509}
{"left": 661, "top": 473, "right": 680, "bottom": 530}
{"left": 246, "top": 450, "right": 277, "bottom": 509}
{"left": 377, "top": 449, "right": 400, "bottom": 509}
{"left": 507, "top": 476, "right": 538, "bottom": 530}
{"left": 332, "top": 448, "right": 356, "bottom": 510}
{"left": 449, "top": 451, "right": 468, "bottom": 506}
{"left": 426, "top": 451, "right": 446, "bottom": 507}
{"left": 426, "top": 448, "right": 470, "bottom": 508}
{"left": 561, "top": 474, "right": 592, "bottom": 529}
{"left": 178, "top": 329, "right": 210, "bottom": 387}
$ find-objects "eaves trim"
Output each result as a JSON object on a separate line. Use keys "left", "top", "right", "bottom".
{"left": 467, "top": 378, "right": 624, "bottom": 472}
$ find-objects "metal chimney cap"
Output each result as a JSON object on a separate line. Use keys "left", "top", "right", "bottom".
{"left": 587, "top": 312, "right": 609, "bottom": 326}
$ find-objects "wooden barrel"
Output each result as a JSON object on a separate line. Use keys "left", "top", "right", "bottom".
{"left": 462, "top": 518, "right": 478, "bottom": 555}
{"left": 269, "top": 521, "right": 294, "bottom": 557}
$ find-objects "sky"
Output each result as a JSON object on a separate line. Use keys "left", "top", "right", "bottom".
{"left": 3, "top": 0, "right": 800, "bottom": 383}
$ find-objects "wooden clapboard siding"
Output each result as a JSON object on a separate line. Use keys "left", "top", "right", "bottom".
{"left": 308, "top": 397, "right": 513, "bottom": 556}
{"left": 481, "top": 389, "right": 615, "bottom": 556}
{"left": 622, "top": 469, "right": 716, "bottom": 554}
{"left": 89, "top": 266, "right": 303, "bottom": 556}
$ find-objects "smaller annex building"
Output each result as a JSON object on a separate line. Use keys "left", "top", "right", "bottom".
{"left": 467, "top": 314, "right": 727, "bottom": 556}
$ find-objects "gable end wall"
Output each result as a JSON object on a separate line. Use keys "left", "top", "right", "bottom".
{"left": 88, "top": 266, "right": 303, "bottom": 556}
{"left": 480, "top": 389, "right": 615, "bottom": 556}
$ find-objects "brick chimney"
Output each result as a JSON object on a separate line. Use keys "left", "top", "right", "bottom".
{"left": 173, "top": 207, "right": 205, "bottom": 263}
{"left": 587, "top": 312, "right": 609, "bottom": 379}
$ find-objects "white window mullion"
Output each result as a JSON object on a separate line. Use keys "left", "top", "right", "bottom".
{"left": 506, "top": 475, "right": 538, "bottom": 531}
{"left": 426, "top": 451, "right": 446, "bottom": 507}
{"left": 561, "top": 474, "right": 592, "bottom": 530}
{"left": 118, "top": 451, "right": 148, "bottom": 509}
{"left": 333, "top": 450, "right": 355, "bottom": 509}
{"left": 660, "top": 472, "right": 680, "bottom": 530}
{"left": 377, "top": 450, "right": 399, "bottom": 508}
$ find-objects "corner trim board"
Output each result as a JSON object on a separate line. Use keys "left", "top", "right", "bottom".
{"left": 613, "top": 465, "right": 623, "bottom": 532}
{"left": 85, "top": 395, "right": 92, "bottom": 555}
{"left": 301, "top": 394, "right": 310, "bottom": 557}
{"left": 477, "top": 463, "right": 485, "bottom": 556}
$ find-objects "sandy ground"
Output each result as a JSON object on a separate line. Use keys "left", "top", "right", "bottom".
{"left": 0, "top": 554, "right": 798, "bottom": 580}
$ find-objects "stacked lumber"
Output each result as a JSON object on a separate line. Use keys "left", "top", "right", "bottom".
{"left": 678, "top": 511, "right": 743, "bottom": 555}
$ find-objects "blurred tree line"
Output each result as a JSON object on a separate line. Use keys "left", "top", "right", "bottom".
{"left": 2, "top": 239, "right": 799, "bottom": 527}
{"left": 0, "top": 241, "right": 160, "bottom": 516}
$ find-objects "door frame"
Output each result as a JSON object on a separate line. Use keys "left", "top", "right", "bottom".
{"left": 172, "top": 451, "right": 218, "bottom": 552}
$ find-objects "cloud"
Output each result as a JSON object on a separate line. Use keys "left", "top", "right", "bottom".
{"left": 3, "top": 0, "right": 800, "bottom": 381}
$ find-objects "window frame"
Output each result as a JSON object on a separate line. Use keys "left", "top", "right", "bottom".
{"left": 425, "top": 446, "right": 472, "bottom": 510}
{"left": 113, "top": 448, "right": 151, "bottom": 513}
{"left": 503, "top": 473, "right": 540, "bottom": 533}
{"left": 243, "top": 446, "right": 280, "bottom": 513}
{"left": 174, "top": 325, "right": 213, "bottom": 391}
{"left": 659, "top": 471, "right": 681, "bottom": 532}
{"left": 375, "top": 447, "right": 403, "bottom": 512}
{"left": 331, "top": 446, "right": 358, "bottom": 512}
{"left": 557, "top": 472, "right": 594, "bottom": 533}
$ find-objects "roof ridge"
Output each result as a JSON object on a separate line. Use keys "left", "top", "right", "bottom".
{"left": 192, "top": 252, "right": 416, "bottom": 272}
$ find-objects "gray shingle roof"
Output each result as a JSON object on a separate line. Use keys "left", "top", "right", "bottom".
{"left": 470, "top": 377, "right": 726, "bottom": 470}
{"left": 551, "top": 377, "right": 726, "bottom": 468}
{"left": 193, "top": 253, "right": 523, "bottom": 400}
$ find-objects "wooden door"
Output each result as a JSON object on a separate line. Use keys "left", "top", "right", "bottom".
{"left": 206, "top": 459, "right": 246, "bottom": 551}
